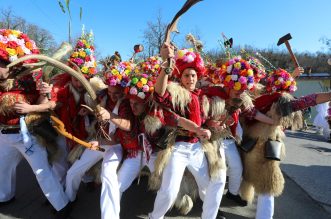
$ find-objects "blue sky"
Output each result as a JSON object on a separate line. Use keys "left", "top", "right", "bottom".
{"left": 1, "top": 0, "right": 331, "bottom": 60}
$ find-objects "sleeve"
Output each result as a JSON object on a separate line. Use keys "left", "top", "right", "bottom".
{"left": 162, "top": 109, "right": 179, "bottom": 127}
{"left": 118, "top": 100, "right": 133, "bottom": 120}
{"left": 291, "top": 94, "right": 317, "bottom": 112}
{"left": 240, "top": 105, "right": 258, "bottom": 120}
{"left": 153, "top": 91, "right": 174, "bottom": 110}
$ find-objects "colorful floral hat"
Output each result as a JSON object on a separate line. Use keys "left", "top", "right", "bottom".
{"left": 136, "top": 56, "right": 162, "bottom": 77}
{"left": 0, "top": 29, "right": 39, "bottom": 63}
{"left": 266, "top": 68, "right": 297, "bottom": 93}
{"left": 247, "top": 56, "right": 266, "bottom": 83}
{"left": 104, "top": 61, "right": 134, "bottom": 87}
{"left": 204, "top": 62, "right": 222, "bottom": 85}
{"left": 173, "top": 48, "right": 206, "bottom": 79}
{"left": 220, "top": 56, "right": 255, "bottom": 91}
{"left": 125, "top": 72, "right": 155, "bottom": 101}
{"left": 69, "top": 30, "right": 96, "bottom": 78}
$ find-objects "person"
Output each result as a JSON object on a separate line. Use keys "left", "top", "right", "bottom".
{"left": 149, "top": 46, "right": 226, "bottom": 219}
{"left": 240, "top": 68, "right": 331, "bottom": 219}
{"left": 313, "top": 101, "right": 330, "bottom": 139}
{"left": 50, "top": 32, "right": 103, "bottom": 205}
{"left": 0, "top": 29, "right": 70, "bottom": 218}
{"left": 302, "top": 106, "right": 311, "bottom": 130}
{"left": 96, "top": 61, "right": 135, "bottom": 219}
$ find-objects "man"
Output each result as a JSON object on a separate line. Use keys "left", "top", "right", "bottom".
{"left": 0, "top": 29, "right": 69, "bottom": 218}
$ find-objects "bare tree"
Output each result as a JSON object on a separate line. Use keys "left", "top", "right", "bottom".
{"left": 0, "top": 8, "right": 57, "bottom": 55}
{"left": 142, "top": 10, "right": 167, "bottom": 57}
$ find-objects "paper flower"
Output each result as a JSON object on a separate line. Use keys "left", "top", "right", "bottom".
{"left": 0, "top": 29, "right": 39, "bottom": 63}
{"left": 69, "top": 30, "right": 97, "bottom": 78}
{"left": 104, "top": 61, "right": 135, "bottom": 87}
{"left": 219, "top": 56, "right": 255, "bottom": 91}
{"left": 266, "top": 68, "right": 297, "bottom": 93}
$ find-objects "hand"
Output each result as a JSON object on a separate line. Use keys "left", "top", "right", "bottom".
{"left": 14, "top": 101, "right": 34, "bottom": 114}
{"left": 89, "top": 140, "right": 100, "bottom": 151}
{"left": 96, "top": 107, "right": 111, "bottom": 121}
{"left": 292, "top": 67, "right": 304, "bottom": 78}
{"left": 39, "top": 82, "right": 53, "bottom": 95}
{"left": 160, "top": 43, "right": 175, "bottom": 61}
{"left": 196, "top": 128, "right": 211, "bottom": 140}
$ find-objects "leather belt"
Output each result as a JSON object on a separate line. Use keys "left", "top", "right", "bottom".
{"left": 1, "top": 128, "right": 20, "bottom": 134}
{"left": 0, "top": 125, "right": 21, "bottom": 134}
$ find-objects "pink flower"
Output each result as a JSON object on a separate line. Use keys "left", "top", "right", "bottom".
{"left": 238, "top": 76, "right": 247, "bottom": 84}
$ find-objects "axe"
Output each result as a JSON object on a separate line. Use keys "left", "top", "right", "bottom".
{"left": 277, "top": 33, "right": 300, "bottom": 68}
{"left": 163, "top": 0, "right": 203, "bottom": 74}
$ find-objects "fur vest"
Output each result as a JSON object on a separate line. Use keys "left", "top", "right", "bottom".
{"left": 240, "top": 93, "right": 303, "bottom": 203}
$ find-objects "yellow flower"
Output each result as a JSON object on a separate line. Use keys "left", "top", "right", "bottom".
{"left": 274, "top": 80, "right": 281, "bottom": 85}
{"left": 285, "top": 80, "right": 291, "bottom": 87}
{"left": 81, "top": 66, "right": 89, "bottom": 73}
{"left": 188, "top": 48, "right": 194, "bottom": 52}
{"left": 79, "top": 51, "right": 86, "bottom": 58}
{"left": 234, "top": 62, "right": 241, "bottom": 69}
{"left": 234, "top": 82, "right": 241, "bottom": 90}
{"left": 72, "top": 52, "right": 79, "bottom": 58}
{"left": 247, "top": 69, "right": 254, "bottom": 76}
{"left": 225, "top": 75, "right": 232, "bottom": 82}
{"left": 111, "top": 69, "right": 118, "bottom": 75}
{"left": 11, "top": 30, "right": 20, "bottom": 37}
{"left": 6, "top": 48, "right": 17, "bottom": 56}
{"left": 140, "top": 78, "right": 147, "bottom": 85}
{"left": 177, "top": 50, "right": 185, "bottom": 58}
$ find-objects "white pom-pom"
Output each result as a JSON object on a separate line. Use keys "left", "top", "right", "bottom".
{"left": 137, "top": 92, "right": 146, "bottom": 99}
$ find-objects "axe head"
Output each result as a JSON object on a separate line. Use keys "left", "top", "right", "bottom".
{"left": 224, "top": 38, "right": 233, "bottom": 48}
{"left": 277, "top": 33, "right": 292, "bottom": 46}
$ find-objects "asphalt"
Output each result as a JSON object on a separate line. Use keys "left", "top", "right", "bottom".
{"left": 0, "top": 129, "right": 330, "bottom": 219}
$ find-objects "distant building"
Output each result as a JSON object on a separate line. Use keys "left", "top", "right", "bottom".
{"left": 295, "top": 72, "right": 331, "bottom": 122}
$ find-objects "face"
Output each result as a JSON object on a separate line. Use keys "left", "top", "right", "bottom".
{"left": 129, "top": 98, "right": 146, "bottom": 116}
{"left": 229, "top": 88, "right": 244, "bottom": 99}
{"left": 107, "top": 86, "right": 124, "bottom": 102}
{"left": 180, "top": 68, "right": 197, "bottom": 91}
{"left": 0, "top": 60, "right": 10, "bottom": 81}
{"left": 71, "top": 76, "right": 85, "bottom": 93}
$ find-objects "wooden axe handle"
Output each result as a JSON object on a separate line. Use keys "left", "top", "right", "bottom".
{"left": 284, "top": 41, "right": 300, "bottom": 68}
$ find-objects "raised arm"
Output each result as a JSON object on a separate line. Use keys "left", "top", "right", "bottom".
{"left": 155, "top": 43, "right": 175, "bottom": 96}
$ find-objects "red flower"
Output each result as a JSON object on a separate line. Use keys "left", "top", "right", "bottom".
{"left": 7, "top": 41, "right": 18, "bottom": 48}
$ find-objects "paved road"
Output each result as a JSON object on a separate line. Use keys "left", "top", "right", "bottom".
{"left": 1, "top": 129, "right": 330, "bottom": 219}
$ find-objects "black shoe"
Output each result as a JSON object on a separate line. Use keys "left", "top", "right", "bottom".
{"left": 54, "top": 202, "right": 73, "bottom": 219}
{"left": 0, "top": 197, "right": 15, "bottom": 207}
{"left": 226, "top": 191, "right": 248, "bottom": 206}
{"left": 216, "top": 210, "right": 226, "bottom": 219}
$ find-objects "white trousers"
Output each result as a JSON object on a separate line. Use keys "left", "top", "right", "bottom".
{"left": 256, "top": 194, "right": 274, "bottom": 219}
{"left": 0, "top": 132, "right": 69, "bottom": 211}
{"left": 65, "top": 145, "right": 106, "bottom": 202}
{"left": 101, "top": 149, "right": 156, "bottom": 219}
{"left": 223, "top": 139, "right": 243, "bottom": 195}
{"left": 51, "top": 136, "right": 69, "bottom": 186}
{"left": 149, "top": 141, "right": 226, "bottom": 219}
{"left": 100, "top": 144, "right": 123, "bottom": 219}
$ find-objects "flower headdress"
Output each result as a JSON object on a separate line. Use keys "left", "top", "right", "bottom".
{"left": 172, "top": 48, "right": 206, "bottom": 79}
{"left": 136, "top": 56, "right": 162, "bottom": 78}
{"left": 104, "top": 61, "right": 134, "bottom": 87}
{"left": 0, "top": 29, "right": 39, "bottom": 63}
{"left": 220, "top": 56, "right": 255, "bottom": 91}
{"left": 69, "top": 29, "right": 96, "bottom": 78}
{"left": 266, "top": 68, "right": 297, "bottom": 93}
{"left": 125, "top": 72, "right": 155, "bottom": 101}
{"left": 204, "top": 62, "right": 222, "bottom": 85}
{"left": 247, "top": 56, "right": 266, "bottom": 83}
